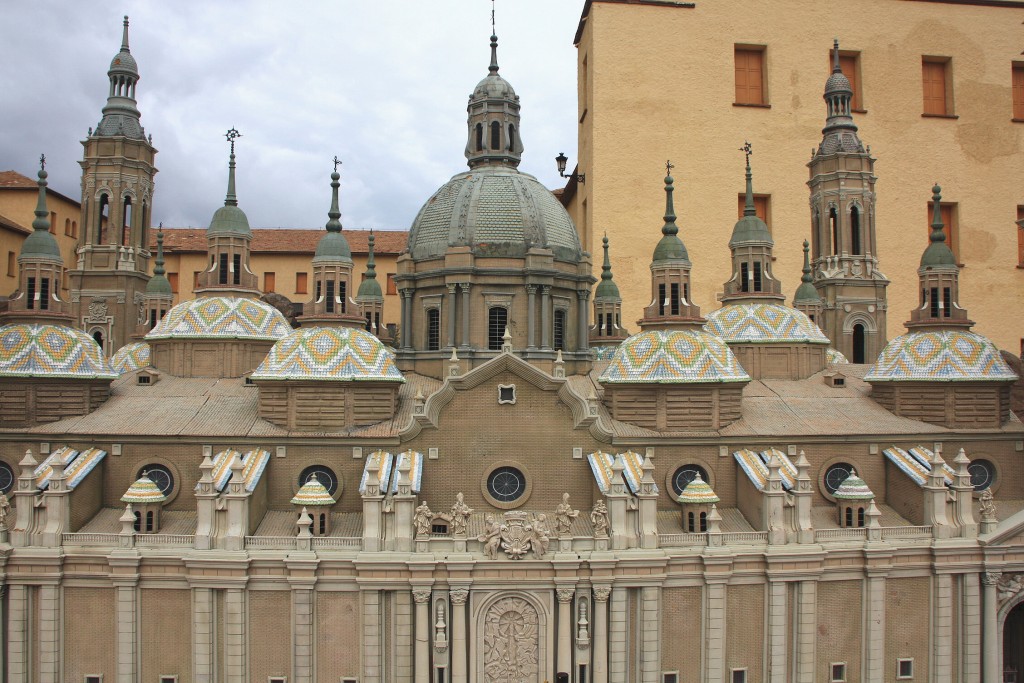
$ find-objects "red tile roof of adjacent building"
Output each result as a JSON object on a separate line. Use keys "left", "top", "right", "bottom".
{"left": 0, "top": 170, "right": 81, "bottom": 206}
{"left": 153, "top": 227, "right": 408, "bottom": 255}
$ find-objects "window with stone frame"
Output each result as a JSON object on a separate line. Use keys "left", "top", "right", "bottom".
{"left": 426, "top": 308, "right": 441, "bottom": 351}
{"left": 553, "top": 308, "right": 566, "bottom": 350}
{"left": 734, "top": 46, "right": 767, "bottom": 106}
{"left": 488, "top": 306, "right": 508, "bottom": 350}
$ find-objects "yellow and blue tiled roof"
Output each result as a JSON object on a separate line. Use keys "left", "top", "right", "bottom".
{"left": 145, "top": 297, "right": 291, "bottom": 341}
{"left": 291, "top": 474, "right": 336, "bottom": 506}
{"left": 865, "top": 330, "right": 1017, "bottom": 382}
{"left": 598, "top": 330, "right": 749, "bottom": 384}
{"left": 110, "top": 341, "right": 150, "bottom": 374}
{"left": 833, "top": 470, "right": 874, "bottom": 500}
{"left": 251, "top": 327, "right": 404, "bottom": 383}
{"left": 0, "top": 323, "right": 116, "bottom": 379}
{"left": 121, "top": 474, "right": 167, "bottom": 504}
{"left": 678, "top": 474, "right": 720, "bottom": 504}
{"left": 827, "top": 348, "right": 849, "bottom": 364}
{"left": 704, "top": 303, "right": 830, "bottom": 345}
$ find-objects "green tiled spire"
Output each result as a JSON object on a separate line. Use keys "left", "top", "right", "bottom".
{"left": 729, "top": 147, "right": 772, "bottom": 247}
{"left": 920, "top": 184, "right": 956, "bottom": 267}
{"left": 793, "top": 240, "right": 821, "bottom": 304}
{"left": 21, "top": 157, "right": 61, "bottom": 260}
{"left": 357, "top": 230, "right": 383, "bottom": 299}
{"left": 146, "top": 227, "right": 172, "bottom": 295}
{"left": 314, "top": 163, "right": 352, "bottom": 262}
{"left": 595, "top": 235, "right": 620, "bottom": 299}
{"left": 652, "top": 163, "right": 689, "bottom": 263}
{"left": 208, "top": 129, "right": 251, "bottom": 236}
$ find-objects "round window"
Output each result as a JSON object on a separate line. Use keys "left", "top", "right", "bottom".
{"left": 0, "top": 462, "right": 13, "bottom": 494}
{"left": 968, "top": 459, "right": 996, "bottom": 491}
{"left": 139, "top": 464, "right": 174, "bottom": 496}
{"left": 299, "top": 465, "right": 338, "bottom": 496}
{"left": 671, "top": 464, "right": 710, "bottom": 496}
{"left": 823, "top": 462, "right": 854, "bottom": 495}
{"left": 486, "top": 466, "right": 526, "bottom": 503}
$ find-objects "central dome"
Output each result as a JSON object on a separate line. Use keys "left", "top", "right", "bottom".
{"left": 406, "top": 167, "right": 582, "bottom": 261}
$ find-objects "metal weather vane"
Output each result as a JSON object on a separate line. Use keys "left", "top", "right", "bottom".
{"left": 225, "top": 127, "right": 242, "bottom": 154}
{"left": 740, "top": 140, "right": 753, "bottom": 166}
{"left": 333, "top": 156, "right": 342, "bottom": 172}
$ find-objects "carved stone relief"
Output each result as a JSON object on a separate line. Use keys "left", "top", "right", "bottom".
{"left": 482, "top": 596, "right": 539, "bottom": 683}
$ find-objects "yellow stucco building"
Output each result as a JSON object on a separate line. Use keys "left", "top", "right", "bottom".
{"left": 568, "top": 0, "right": 1024, "bottom": 355}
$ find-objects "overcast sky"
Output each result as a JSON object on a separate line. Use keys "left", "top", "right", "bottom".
{"left": 1, "top": 1, "right": 585, "bottom": 232}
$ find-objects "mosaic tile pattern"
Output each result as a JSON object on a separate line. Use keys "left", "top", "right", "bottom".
{"left": 145, "top": 296, "right": 291, "bottom": 341}
{"left": 110, "top": 341, "right": 150, "bottom": 374}
{"left": 619, "top": 451, "right": 657, "bottom": 495}
{"left": 733, "top": 448, "right": 797, "bottom": 492}
{"left": 121, "top": 474, "right": 167, "bottom": 504}
{"left": 35, "top": 446, "right": 78, "bottom": 490}
{"left": 204, "top": 447, "right": 269, "bottom": 493}
{"left": 833, "top": 470, "right": 874, "bottom": 500}
{"left": 704, "top": 303, "right": 830, "bottom": 344}
{"left": 678, "top": 474, "right": 720, "bottom": 504}
{"left": 883, "top": 445, "right": 954, "bottom": 487}
{"left": 359, "top": 450, "right": 394, "bottom": 494}
{"left": 865, "top": 330, "right": 1017, "bottom": 382}
{"left": 827, "top": 348, "right": 849, "bottom": 365}
{"left": 599, "top": 330, "right": 749, "bottom": 384}
{"left": 252, "top": 327, "right": 403, "bottom": 382}
{"left": 291, "top": 474, "right": 336, "bottom": 506}
{"left": 390, "top": 450, "right": 424, "bottom": 494}
{"left": 587, "top": 451, "right": 615, "bottom": 494}
{"left": 65, "top": 447, "right": 107, "bottom": 490}
{"left": 591, "top": 345, "right": 620, "bottom": 361}
{"left": 0, "top": 324, "right": 116, "bottom": 379}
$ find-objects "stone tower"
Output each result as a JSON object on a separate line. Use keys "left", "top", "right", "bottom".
{"left": 807, "top": 40, "right": 888, "bottom": 363}
{"left": 70, "top": 16, "right": 157, "bottom": 353}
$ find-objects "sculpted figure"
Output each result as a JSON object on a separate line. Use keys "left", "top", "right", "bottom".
{"left": 0, "top": 492, "right": 10, "bottom": 530}
{"left": 532, "top": 513, "right": 550, "bottom": 558}
{"left": 554, "top": 492, "right": 579, "bottom": 536}
{"left": 450, "top": 493, "right": 473, "bottom": 537}
{"left": 414, "top": 501, "right": 433, "bottom": 537}
{"left": 591, "top": 500, "right": 610, "bottom": 538}
{"left": 478, "top": 514, "right": 502, "bottom": 559}
{"left": 980, "top": 488, "right": 997, "bottom": 522}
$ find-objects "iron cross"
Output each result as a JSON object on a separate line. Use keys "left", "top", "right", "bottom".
{"left": 225, "top": 127, "right": 242, "bottom": 154}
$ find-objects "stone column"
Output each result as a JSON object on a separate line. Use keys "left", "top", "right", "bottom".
{"left": 7, "top": 585, "right": 28, "bottom": 683}
{"left": 450, "top": 588, "right": 469, "bottom": 683}
{"left": 38, "top": 584, "right": 59, "bottom": 683}
{"left": 640, "top": 586, "right": 661, "bottom": 683}
{"left": 293, "top": 588, "right": 315, "bottom": 683}
{"left": 540, "top": 286, "right": 552, "bottom": 350}
{"left": 526, "top": 285, "right": 537, "bottom": 349}
{"left": 577, "top": 290, "right": 590, "bottom": 351}
{"left": 459, "top": 284, "right": 471, "bottom": 348}
{"left": 864, "top": 575, "right": 885, "bottom": 683}
{"left": 608, "top": 587, "right": 627, "bottom": 682}
{"left": 963, "top": 573, "right": 982, "bottom": 683}
{"left": 933, "top": 573, "right": 953, "bottom": 683}
{"left": 556, "top": 587, "right": 575, "bottom": 677}
{"left": 225, "top": 588, "right": 247, "bottom": 683}
{"left": 794, "top": 580, "right": 816, "bottom": 683}
{"left": 193, "top": 587, "right": 215, "bottom": 682}
{"left": 705, "top": 582, "right": 727, "bottom": 683}
{"left": 446, "top": 285, "right": 457, "bottom": 348}
{"left": 363, "top": 590, "right": 383, "bottom": 683}
{"left": 395, "top": 590, "right": 413, "bottom": 682}
{"left": 982, "top": 572, "right": 1000, "bottom": 683}
{"left": 413, "top": 589, "right": 432, "bottom": 683}
{"left": 767, "top": 580, "right": 786, "bottom": 683}
{"left": 400, "top": 289, "right": 411, "bottom": 350}
{"left": 592, "top": 586, "right": 611, "bottom": 683}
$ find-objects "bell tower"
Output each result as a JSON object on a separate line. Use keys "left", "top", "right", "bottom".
{"left": 71, "top": 16, "right": 157, "bottom": 354}
{"left": 807, "top": 40, "right": 888, "bottom": 363}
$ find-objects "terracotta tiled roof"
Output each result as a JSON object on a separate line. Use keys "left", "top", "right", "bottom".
{"left": 0, "top": 212, "right": 30, "bottom": 235}
{"left": 153, "top": 227, "right": 407, "bottom": 255}
{"left": 0, "top": 171, "right": 37, "bottom": 189}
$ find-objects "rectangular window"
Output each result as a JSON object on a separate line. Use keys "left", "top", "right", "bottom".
{"left": 835, "top": 51, "right": 863, "bottom": 111}
{"left": 663, "top": 674, "right": 679, "bottom": 683}
{"left": 1017, "top": 205, "right": 1024, "bottom": 266}
{"left": 168, "top": 272, "right": 179, "bottom": 294}
{"left": 326, "top": 280, "right": 336, "bottom": 314}
{"left": 232, "top": 254, "right": 241, "bottom": 285}
{"left": 339, "top": 281, "right": 347, "bottom": 313}
{"left": 928, "top": 202, "right": 959, "bottom": 263}
{"left": 897, "top": 658, "right": 914, "bottom": 679}
{"left": 268, "top": 678, "right": 287, "bottom": 683}
{"left": 263, "top": 272, "right": 276, "bottom": 294}
{"left": 49, "top": 211, "right": 56, "bottom": 234}
{"left": 929, "top": 287, "right": 940, "bottom": 318}
{"left": 1013, "top": 63, "right": 1024, "bottom": 120}
{"left": 6, "top": 251, "right": 14, "bottom": 277}
{"left": 427, "top": 308, "right": 440, "bottom": 351}
{"left": 160, "top": 677, "right": 178, "bottom": 683}
{"left": 831, "top": 663, "right": 846, "bottom": 682}
{"left": 734, "top": 46, "right": 767, "bottom": 106}
{"left": 658, "top": 283, "right": 666, "bottom": 316}
{"left": 731, "top": 669, "right": 747, "bottom": 683}
{"left": 218, "top": 254, "right": 228, "bottom": 285}
{"left": 387, "top": 273, "right": 397, "bottom": 295}
{"left": 295, "top": 272, "right": 308, "bottom": 294}
{"left": 193, "top": 271, "right": 201, "bottom": 290}
{"left": 737, "top": 193, "right": 771, "bottom": 232}
{"left": 553, "top": 309, "right": 566, "bottom": 350}
{"left": 26, "top": 277, "right": 36, "bottom": 310}
{"left": 922, "top": 57, "right": 952, "bottom": 116}
{"left": 39, "top": 277, "right": 49, "bottom": 310}
{"left": 670, "top": 282, "right": 680, "bottom": 315}
{"left": 740, "top": 262, "right": 750, "bottom": 292}
{"left": 85, "top": 677, "right": 103, "bottom": 683}
{"left": 753, "top": 261, "right": 763, "bottom": 292}
{"left": 488, "top": 307, "right": 508, "bottom": 350}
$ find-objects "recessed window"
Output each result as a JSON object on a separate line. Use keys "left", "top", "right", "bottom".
{"left": 1012, "top": 63, "right": 1024, "bottom": 120}
{"left": 737, "top": 193, "right": 771, "bottom": 232}
{"left": 426, "top": 308, "right": 440, "bottom": 351}
{"left": 487, "top": 466, "right": 526, "bottom": 503}
{"left": 263, "top": 272, "right": 276, "bottom": 294}
{"left": 488, "top": 307, "right": 508, "bottom": 351}
{"left": 160, "top": 677, "right": 178, "bottom": 683}
{"left": 1016, "top": 206, "right": 1024, "bottom": 267}
{"left": 731, "top": 669, "right": 747, "bottom": 683}
{"left": 922, "top": 57, "right": 953, "bottom": 117}
{"left": 295, "top": 272, "right": 308, "bottom": 295}
{"left": 897, "top": 658, "right": 914, "bottom": 679}
{"left": 6, "top": 251, "right": 14, "bottom": 277}
{"left": 299, "top": 465, "right": 338, "bottom": 496}
{"left": 671, "top": 464, "right": 709, "bottom": 496}
{"left": 734, "top": 46, "right": 767, "bottom": 106}
{"left": 553, "top": 309, "right": 566, "bottom": 351}
{"left": 431, "top": 522, "right": 448, "bottom": 535}
{"left": 139, "top": 464, "right": 174, "bottom": 496}
{"left": 831, "top": 663, "right": 846, "bottom": 682}
{"left": 663, "top": 674, "right": 679, "bottom": 683}
{"left": 168, "top": 272, "right": 179, "bottom": 294}
{"left": 85, "top": 676, "right": 103, "bottom": 683}
{"left": 387, "top": 273, "right": 397, "bottom": 296}
{"left": 498, "top": 384, "right": 516, "bottom": 405}
{"left": 928, "top": 201, "right": 959, "bottom": 264}
{"left": 968, "top": 459, "right": 996, "bottom": 491}
{"left": 268, "top": 677, "right": 287, "bottom": 683}
{"left": 823, "top": 462, "right": 854, "bottom": 495}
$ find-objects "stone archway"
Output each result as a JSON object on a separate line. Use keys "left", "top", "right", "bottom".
{"left": 476, "top": 593, "right": 548, "bottom": 683}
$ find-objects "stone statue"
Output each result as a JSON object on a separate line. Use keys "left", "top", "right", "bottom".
{"left": 0, "top": 492, "right": 11, "bottom": 531}
{"left": 532, "top": 514, "right": 550, "bottom": 559}
{"left": 591, "top": 500, "right": 610, "bottom": 538}
{"left": 450, "top": 493, "right": 473, "bottom": 537}
{"left": 478, "top": 514, "right": 502, "bottom": 559}
{"left": 414, "top": 501, "right": 433, "bottom": 537}
{"left": 554, "top": 492, "right": 579, "bottom": 536}
{"left": 980, "top": 488, "right": 997, "bottom": 522}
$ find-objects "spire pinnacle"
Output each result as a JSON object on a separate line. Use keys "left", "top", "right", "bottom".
{"left": 326, "top": 159, "right": 342, "bottom": 234}
{"left": 832, "top": 38, "right": 841, "bottom": 73}
{"left": 154, "top": 224, "right": 166, "bottom": 276}
{"left": 929, "top": 184, "right": 946, "bottom": 244}
{"left": 121, "top": 16, "right": 131, "bottom": 52}
{"left": 596, "top": 233, "right": 621, "bottom": 299}
{"left": 601, "top": 234, "right": 613, "bottom": 280}
{"left": 31, "top": 156, "right": 50, "bottom": 234}
{"left": 224, "top": 128, "right": 241, "bottom": 207}
{"left": 662, "top": 160, "right": 677, "bottom": 236}
{"left": 489, "top": 0, "right": 499, "bottom": 73}
{"left": 801, "top": 240, "right": 813, "bottom": 283}
{"left": 365, "top": 230, "right": 377, "bottom": 280}
{"left": 740, "top": 141, "right": 756, "bottom": 216}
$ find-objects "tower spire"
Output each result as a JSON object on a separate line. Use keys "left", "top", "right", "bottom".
{"left": 662, "top": 160, "right": 678, "bottom": 237}
{"left": 464, "top": 4, "right": 522, "bottom": 170}
{"left": 740, "top": 141, "right": 756, "bottom": 217}
{"left": 224, "top": 128, "right": 241, "bottom": 207}
{"left": 95, "top": 15, "right": 146, "bottom": 140}
{"left": 153, "top": 226, "right": 166, "bottom": 277}
{"left": 489, "top": 0, "right": 499, "bottom": 74}
{"left": 32, "top": 155, "right": 51, "bottom": 235}
{"left": 908, "top": 184, "right": 971, "bottom": 330}
{"left": 817, "top": 38, "right": 862, "bottom": 155}
{"left": 327, "top": 157, "right": 342, "bottom": 234}
{"left": 121, "top": 15, "right": 131, "bottom": 52}
{"left": 365, "top": 230, "right": 378, "bottom": 282}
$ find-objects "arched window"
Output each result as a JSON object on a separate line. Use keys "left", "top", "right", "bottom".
{"left": 490, "top": 121, "right": 501, "bottom": 150}
{"left": 852, "top": 324, "right": 866, "bottom": 364}
{"left": 488, "top": 307, "right": 508, "bottom": 350}
{"left": 319, "top": 513, "right": 327, "bottom": 536}
{"left": 687, "top": 511, "right": 695, "bottom": 533}
{"left": 830, "top": 207, "right": 839, "bottom": 255}
{"left": 857, "top": 507, "right": 865, "bottom": 527}
{"left": 97, "top": 194, "right": 110, "bottom": 244}
{"left": 475, "top": 123, "right": 483, "bottom": 152}
{"left": 92, "top": 330, "right": 104, "bottom": 349}
{"left": 699, "top": 511, "right": 708, "bottom": 532}
{"left": 508, "top": 124, "right": 516, "bottom": 151}
{"left": 133, "top": 510, "right": 141, "bottom": 532}
{"left": 140, "top": 202, "right": 148, "bottom": 248}
{"left": 122, "top": 196, "right": 132, "bottom": 246}
{"left": 426, "top": 308, "right": 440, "bottom": 351}
{"left": 845, "top": 507, "right": 853, "bottom": 527}
{"left": 553, "top": 309, "right": 566, "bottom": 350}
{"left": 850, "top": 206, "right": 862, "bottom": 256}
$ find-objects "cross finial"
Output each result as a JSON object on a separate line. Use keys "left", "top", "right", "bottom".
{"left": 225, "top": 127, "right": 242, "bottom": 154}
{"left": 333, "top": 156, "right": 342, "bottom": 172}
{"left": 740, "top": 140, "right": 752, "bottom": 166}
{"left": 39, "top": 154, "right": 46, "bottom": 171}
{"left": 665, "top": 159, "right": 674, "bottom": 176}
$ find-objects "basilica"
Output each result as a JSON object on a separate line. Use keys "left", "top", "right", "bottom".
{"left": 1, "top": 15, "right": 1024, "bottom": 683}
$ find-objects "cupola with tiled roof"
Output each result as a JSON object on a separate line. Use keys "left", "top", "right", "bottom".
{"left": 355, "top": 231, "right": 389, "bottom": 342}
{"left": 792, "top": 239, "right": 823, "bottom": 325}
{"left": 121, "top": 472, "right": 166, "bottom": 534}
{"left": 590, "top": 235, "right": 628, "bottom": 355}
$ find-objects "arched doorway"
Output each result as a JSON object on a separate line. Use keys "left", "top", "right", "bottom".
{"left": 852, "top": 324, "right": 866, "bottom": 364}
{"left": 1006, "top": 601, "right": 1024, "bottom": 682}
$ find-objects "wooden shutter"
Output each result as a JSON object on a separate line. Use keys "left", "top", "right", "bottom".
{"left": 735, "top": 48, "right": 764, "bottom": 105}
{"left": 737, "top": 194, "right": 771, "bottom": 231}
{"left": 263, "top": 272, "right": 275, "bottom": 293}
{"left": 295, "top": 272, "right": 308, "bottom": 294}
{"left": 1013, "top": 65, "right": 1024, "bottom": 120}
{"left": 922, "top": 60, "right": 947, "bottom": 115}
{"left": 838, "top": 54, "right": 860, "bottom": 110}
{"left": 1017, "top": 206, "right": 1024, "bottom": 266}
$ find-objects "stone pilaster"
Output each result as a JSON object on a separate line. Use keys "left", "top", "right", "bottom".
{"left": 110, "top": 551, "right": 141, "bottom": 683}
{"left": 459, "top": 283, "right": 471, "bottom": 348}
{"left": 704, "top": 582, "right": 727, "bottom": 683}
{"left": 526, "top": 285, "right": 537, "bottom": 349}
{"left": 794, "top": 580, "right": 816, "bottom": 683}
{"left": 637, "top": 456, "right": 659, "bottom": 549}
{"left": 864, "top": 575, "right": 885, "bottom": 683}
{"left": 639, "top": 586, "right": 660, "bottom": 683}
{"left": 982, "top": 571, "right": 999, "bottom": 683}
{"left": 556, "top": 586, "right": 575, "bottom": 676}
{"left": 363, "top": 589, "right": 382, "bottom": 683}
{"left": 445, "top": 284, "right": 457, "bottom": 348}
{"left": 962, "top": 573, "right": 981, "bottom": 682}
{"left": 933, "top": 573, "right": 953, "bottom": 683}
{"left": 767, "top": 580, "right": 786, "bottom": 683}
{"left": 413, "top": 589, "right": 432, "bottom": 683}
{"left": 395, "top": 589, "right": 413, "bottom": 682}
{"left": 592, "top": 586, "right": 611, "bottom": 683}
{"left": 540, "top": 285, "right": 552, "bottom": 349}
{"left": 293, "top": 588, "right": 314, "bottom": 683}
{"left": 38, "top": 583, "right": 60, "bottom": 682}
{"left": 7, "top": 584, "right": 28, "bottom": 682}
{"left": 608, "top": 587, "right": 627, "bottom": 682}
{"left": 577, "top": 290, "right": 590, "bottom": 351}
{"left": 450, "top": 587, "right": 469, "bottom": 683}
{"left": 192, "top": 587, "right": 215, "bottom": 682}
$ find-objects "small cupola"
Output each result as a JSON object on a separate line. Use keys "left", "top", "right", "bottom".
{"left": 120, "top": 472, "right": 167, "bottom": 534}
{"left": 464, "top": 31, "right": 523, "bottom": 170}
{"left": 792, "top": 239, "right": 823, "bottom": 326}
{"left": 908, "top": 184, "right": 972, "bottom": 330}
{"left": 291, "top": 473, "right": 337, "bottom": 536}
{"left": 591, "top": 235, "right": 628, "bottom": 351}
{"left": 832, "top": 468, "right": 874, "bottom": 528}
{"left": 677, "top": 473, "right": 720, "bottom": 532}
{"left": 355, "top": 231, "right": 389, "bottom": 342}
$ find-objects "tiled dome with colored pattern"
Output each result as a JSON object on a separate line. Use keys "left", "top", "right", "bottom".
{"left": 864, "top": 330, "right": 1017, "bottom": 382}
{"left": 827, "top": 348, "right": 849, "bottom": 365}
{"left": 832, "top": 470, "right": 874, "bottom": 500}
{"left": 677, "top": 474, "right": 720, "bottom": 504}
{"left": 291, "top": 474, "right": 336, "bottom": 506}
{"left": 145, "top": 297, "right": 291, "bottom": 341}
{"left": 598, "top": 330, "right": 749, "bottom": 384}
{"left": 110, "top": 341, "right": 150, "bottom": 374}
{"left": 704, "top": 303, "right": 830, "bottom": 345}
{"left": 0, "top": 324, "right": 116, "bottom": 379}
{"left": 251, "top": 327, "right": 404, "bottom": 382}
{"left": 121, "top": 474, "right": 167, "bottom": 504}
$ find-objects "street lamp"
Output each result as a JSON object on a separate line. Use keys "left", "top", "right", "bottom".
{"left": 555, "top": 153, "right": 585, "bottom": 183}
